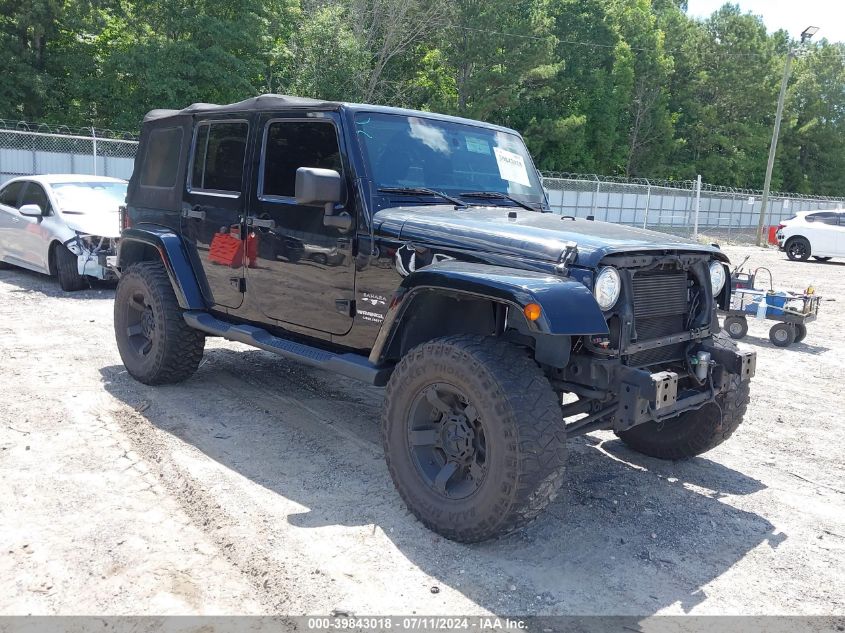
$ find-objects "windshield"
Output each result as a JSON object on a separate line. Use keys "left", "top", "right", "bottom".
{"left": 52, "top": 181, "right": 127, "bottom": 214}
{"left": 355, "top": 113, "right": 545, "bottom": 205}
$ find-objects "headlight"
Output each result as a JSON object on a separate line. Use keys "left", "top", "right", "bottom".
{"left": 709, "top": 261, "right": 727, "bottom": 294}
{"left": 594, "top": 267, "right": 621, "bottom": 311}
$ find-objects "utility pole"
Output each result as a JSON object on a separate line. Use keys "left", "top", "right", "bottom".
{"left": 756, "top": 26, "right": 819, "bottom": 246}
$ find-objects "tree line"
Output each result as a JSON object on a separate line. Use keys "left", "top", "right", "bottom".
{"left": 2, "top": 0, "right": 844, "bottom": 195}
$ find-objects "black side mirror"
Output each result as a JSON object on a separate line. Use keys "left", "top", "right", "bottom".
{"left": 295, "top": 167, "right": 351, "bottom": 232}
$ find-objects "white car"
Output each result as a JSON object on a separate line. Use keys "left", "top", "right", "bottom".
{"left": 776, "top": 209, "right": 845, "bottom": 262}
{"left": 0, "top": 174, "right": 126, "bottom": 290}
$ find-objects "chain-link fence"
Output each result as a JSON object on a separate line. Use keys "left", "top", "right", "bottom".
{"left": 0, "top": 120, "right": 138, "bottom": 185}
{"left": 2, "top": 120, "right": 843, "bottom": 244}
{"left": 541, "top": 172, "right": 845, "bottom": 244}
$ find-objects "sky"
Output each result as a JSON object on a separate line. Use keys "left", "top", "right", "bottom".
{"left": 685, "top": 0, "right": 845, "bottom": 43}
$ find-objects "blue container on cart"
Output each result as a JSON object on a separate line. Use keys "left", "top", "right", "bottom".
{"left": 742, "top": 291, "right": 787, "bottom": 317}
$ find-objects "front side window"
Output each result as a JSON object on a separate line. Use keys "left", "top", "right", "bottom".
{"left": 0, "top": 181, "right": 25, "bottom": 208}
{"left": 20, "top": 183, "right": 51, "bottom": 213}
{"left": 191, "top": 121, "right": 248, "bottom": 193}
{"left": 261, "top": 120, "right": 342, "bottom": 199}
{"left": 354, "top": 112, "right": 545, "bottom": 204}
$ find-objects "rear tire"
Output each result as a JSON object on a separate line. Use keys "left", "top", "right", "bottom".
{"left": 786, "top": 237, "right": 811, "bottom": 261}
{"left": 616, "top": 333, "right": 750, "bottom": 460}
{"left": 812, "top": 256, "right": 832, "bottom": 262}
{"left": 769, "top": 322, "right": 795, "bottom": 347}
{"left": 55, "top": 245, "right": 87, "bottom": 291}
{"left": 382, "top": 335, "right": 567, "bottom": 542}
{"left": 724, "top": 316, "right": 748, "bottom": 340}
{"left": 114, "top": 260, "right": 205, "bottom": 385}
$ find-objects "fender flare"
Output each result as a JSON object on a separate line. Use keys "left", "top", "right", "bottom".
{"left": 117, "top": 225, "right": 206, "bottom": 310}
{"left": 369, "top": 261, "right": 609, "bottom": 365}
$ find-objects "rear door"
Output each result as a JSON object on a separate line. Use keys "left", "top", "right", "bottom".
{"left": 804, "top": 212, "right": 839, "bottom": 255}
{"left": 246, "top": 112, "right": 355, "bottom": 335}
{"left": 0, "top": 181, "right": 26, "bottom": 261}
{"left": 183, "top": 117, "right": 251, "bottom": 310}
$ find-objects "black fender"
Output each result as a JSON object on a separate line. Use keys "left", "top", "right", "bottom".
{"left": 117, "top": 225, "right": 206, "bottom": 310}
{"left": 369, "top": 261, "right": 609, "bottom": 366}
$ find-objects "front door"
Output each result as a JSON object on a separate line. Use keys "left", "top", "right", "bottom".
{"left": 18, "top": 182, "right": 53, "bottom": 270}
{"left": 182, "top": 117, "right": 251, "bottom": 310}
{"left": 246, "top": 113, "right": 355, "bottom": 336}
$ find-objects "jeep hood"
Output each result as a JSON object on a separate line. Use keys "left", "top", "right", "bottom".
{"left": 373, "top": 206, "right": 726, "bottom": 268}
{"left": 61, "top": 212, "right": 121, "bottom": 239}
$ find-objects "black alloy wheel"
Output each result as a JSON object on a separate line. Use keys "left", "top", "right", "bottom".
{"left": 786, "top": 238, "right": 811, "bottom": 261}
{"left": 406, "top": 383, "right": 488, "bottom": 500}
{"left": 125, "top": 290, "right": 157, "bottom": 357}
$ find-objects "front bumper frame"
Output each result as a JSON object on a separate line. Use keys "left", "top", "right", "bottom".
{"left": 560, "top": 339, "right": 756, "bottom": 435}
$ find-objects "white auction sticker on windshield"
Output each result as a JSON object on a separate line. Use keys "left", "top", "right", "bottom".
{"left": 493, "top": 147, "right": 530, "bottom": 187}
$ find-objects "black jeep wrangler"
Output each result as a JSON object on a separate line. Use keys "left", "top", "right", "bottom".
{"left": 114, "top": 94, "right": 755, "bottom": 542}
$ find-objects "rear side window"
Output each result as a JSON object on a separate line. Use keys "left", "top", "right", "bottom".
{"left": 140, "top": 127, "right": 183, "bottom": 188}
{"left": 261, "top": 120, "right": 342, "bottom": 199}
{"left": 190, "top": 121, "right": 248, "bottom": 193}
{"left": 806, "top": 212, "right": 838, "bottom": 225}
{"left": 0, "top": 181, "right": 25, "bottom": 208}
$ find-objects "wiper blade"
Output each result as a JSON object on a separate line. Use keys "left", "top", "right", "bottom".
{"left": 459, "top": 191, "right": 536, "bottom": 212}
{"left": 378, "top": 187, "right": 467, "bottom": 208}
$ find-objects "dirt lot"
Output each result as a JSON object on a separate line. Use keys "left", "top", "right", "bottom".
{"left": 1, "top": 245, "right": 844, "bottom": 616}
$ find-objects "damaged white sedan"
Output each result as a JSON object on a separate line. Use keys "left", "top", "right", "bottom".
{"left": 0, "top": 175, "right": 126, "bottom": 291}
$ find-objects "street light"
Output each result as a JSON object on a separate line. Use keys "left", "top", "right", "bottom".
{"left": 756, "top": 26, "right": 820, "bottom": 246}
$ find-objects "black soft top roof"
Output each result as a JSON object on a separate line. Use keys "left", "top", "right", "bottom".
{"left": 141, "top": 93, "right": 521, "bottom": 135}
{"left": 143, "top": 94, "right": 342, "bottom": 122}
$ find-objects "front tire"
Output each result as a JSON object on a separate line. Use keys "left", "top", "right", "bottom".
{"left": 786, "top": 237, "right": 811, "bottom": 261}
{"left": 382, "top": 336, "right": 567, "bottom": 542}
{"left": 813, "top": 256, "right": 832, "bottom": 262}
{"left": 616, "top": 333, "right": 750, "bottom": 460}
{"left": 114, "top": 261, "right": 205, "bottom": 385}
{"left": 55, "top": 245, "right": 87, "bottom": 291}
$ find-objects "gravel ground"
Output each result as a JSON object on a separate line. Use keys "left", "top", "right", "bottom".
{"left": 0, "top": 245, "right": 844, "bottom": 616}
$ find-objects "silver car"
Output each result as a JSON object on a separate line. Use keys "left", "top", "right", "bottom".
{"left": 0, "top": 174, "right": 126, "bottom": 290}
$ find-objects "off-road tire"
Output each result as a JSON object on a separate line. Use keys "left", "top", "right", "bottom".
{"left": 114, "top": 261, "right": 205, "bottom": 385}
{"left": 724, "top": 315, "right": 748, "bottom": 340}
{"left": 794, "top": 323, "right": 808, "bottom": 343}
{"left": 382, "top": 335, "right": 567, "bottom": 543}
{"left": 55, "top": 245, "right": 87, "bottom": 291}
{"left": 616, "top": 332, "right": 750, "bottom": 460}
{"left": 785, "top": 237, "right": 811, "bottom": 261}
{"left": 769, "top": 322, "right": 795, "bottom": 347}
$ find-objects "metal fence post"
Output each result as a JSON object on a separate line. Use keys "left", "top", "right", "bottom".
{"left": 693, "top": 175, "right": 702, "bottom": 240}
{"left": 591, "top": 176, "right": 600, "bottom": 218}
{"left": 642, "top": 181, "right": 651, "bottom": 229}
{"left": 91, "top": 126, "right": 98, "bottom": 176}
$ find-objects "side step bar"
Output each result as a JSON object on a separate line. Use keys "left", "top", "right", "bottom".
{"left": 183, "top": 311, "right": 393, "bottom": 386}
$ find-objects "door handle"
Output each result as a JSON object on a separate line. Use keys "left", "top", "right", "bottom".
{"left": 182, "top": 206, "right": 206, "bottom": 220}
{"left": 247, "top": 217, "right": 275, "bottom": 229}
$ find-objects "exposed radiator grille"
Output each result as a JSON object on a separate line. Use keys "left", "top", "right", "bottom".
{"left": 628, "top": 270, "right": 690, "bottom": 367}
{"left": 628, "top": 315, "right": 686, "bottom": 366}
{"left": 632, "top": 272, "right": 688, "bottom": 318}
